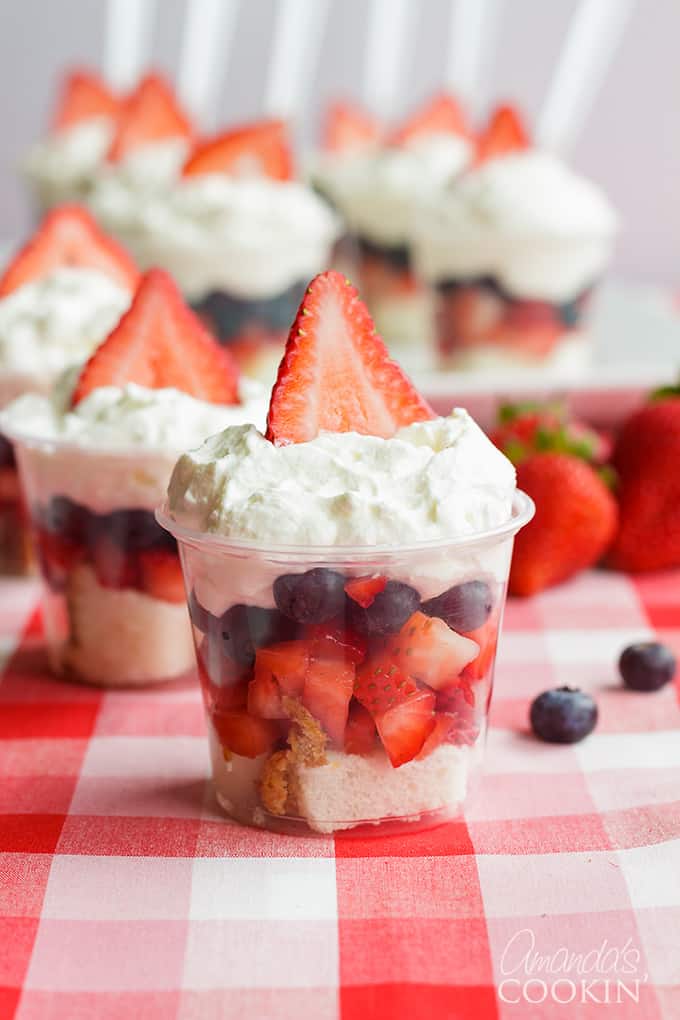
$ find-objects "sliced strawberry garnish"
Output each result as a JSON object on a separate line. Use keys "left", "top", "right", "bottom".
{"left": 138, "top": 549, "right": 185, "bottom": 604}
{"left": 391, "top": 93, "right": 468, "bottom": 146}
{"left": 476, "top": 103, "right": 529, "bottom": 163}
{"left": 248, "top": 641, "right": 310, "bottom": 719}
{"left": 108, "top": 73, "right": 193, "bottom": 162}
{"left": 344, "top": 575, "right": 387, "bottom": 608}
{"left": 53, "top": 69, "right": 119, "bottom": 132}
{"left": 0, "top": 206, "right": 139, "bottom": 298}
{"left": 266, "top": 271, "right": 435, "bottom": 445}
{"left": 354, "top": 664, "right": 436, "bottom": 767}
{"left": 183, "top": 120, "right": 293, "bottom": 180}
{"left": 344, "top": 701, "right": 378, "bottom": 755}
{"left": 70, "top": 268, "right": 240, "bottom": 406}
{"left": 323, "top": 102, "right": 381, "bottom": 153}
{"left": 302, "top": 658, "right": 354, "bottom": 746}
{"left": 212, "top": 710, "right": 280, "bottom": 758}
{"left": 382, "top": 611, "right": 479, "bottom": 691}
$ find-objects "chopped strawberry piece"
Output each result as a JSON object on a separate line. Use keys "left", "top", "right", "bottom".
{"left": 91, "top": 535, "right": 139, "bottom": 591}
{"left": 53, "top": 69, "right": 119, "bottom": 132}
{"left": 266, "top": 271, "right": 435, "bottom": 445}
{"left": 476, "top": 103, "right": 529, "bottom": 163}
{"left": 344, "top": 575, "right": 387, "bottom": 608}
{"left": 384, "top": 611, "right": 479, "bottom": 691}
{"left": 0, "top": 206, "right": 139, "bottom": 298}
{"left": 417, "top": 705, "right": 479, "bottom": 758}
{"left": 391, "top": 93, "right": 469, "bottom": 145}
{"left": 461, "top": 616, "right": 498, "bottom": 681}
{"left": 354, "top": 663, "right": 436, "bottom": 766}
{"left": 108, "top": 73, "right": 193, "bottom": 162}
{"left": 302, "top": 658, "right": 354, "bottom": 746}
{"left": 139, "top": 549, "right": 185, "bottom": 604}
{"left": 344, "top": 701, "right": 378, "bottom": 755}
{"left": 304, "top": 618, "right": 367, "bottom": 664}
{"left": 212, "top": 709, "right": 279, "bottom": 758}
{"left": 183, "top": 120, "right": 293, "bottom": 180}
{"left": 323, "top": 102, "right": 381, "bottom": 153}
{"left": 70, "top": 269, "right": 240, "bottom": 406}
{"left": 248, "top": 641, "right": 311, "bottom": 718}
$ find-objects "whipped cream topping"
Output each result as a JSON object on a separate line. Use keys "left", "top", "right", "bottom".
{"left": 316, "top": 134, "right": 472, "bottom": 248}
{"left": 0, "top": 267, "right": 131, "bottom": 384}
{"left": 24, "top": 117, "right": 115, "bottom": 205}
{"left": 2, "top": 373, "right": 268, "bottom": 452}
{"left": 414, "top": 150, "right": 618, "bottom": 301}
{"left": 92, "top": 175, "right": 340, "bottom": 301}
{"left": 167, "top": 410, "right": 516, "bottom": 547}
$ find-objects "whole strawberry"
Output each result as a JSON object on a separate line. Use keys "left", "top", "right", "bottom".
{"left": 491, "top": 402, "right": 611, "bottom": 467}
{"left": 608, "top": 394, "right": 680, "bottom": 572}
{"left": 510, "top": 453, "right": 618, "bottom": 596}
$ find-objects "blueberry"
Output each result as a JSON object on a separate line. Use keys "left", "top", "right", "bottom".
{"left": 530, "top": 687, "right": 598, "bottom": 744}
{"left": 187, "top": 590, "right": 216, "bottom": 635}
{"left": 348, "top": 580, "right": 421, "bottom": 636}
{"left": 422, "top": 580, "right": 492, "bottom": 632}
{"left": 273, "top": 568, "right": 346, "bottom": 624}
{"left": 41, "top": 496, "right": 92, "bottom": 543}
{"left": 619, "top": 642, "right": 676, "bottom": 692}
{"left": 105, "top": 509, "right": 169, "bottom": 551}
{"left": 219, "top": 604, "right": 294, "bottom": 668}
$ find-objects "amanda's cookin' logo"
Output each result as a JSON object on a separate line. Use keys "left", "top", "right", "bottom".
{"left": 498, "top": 928, "right": 649, "bottom": 1007}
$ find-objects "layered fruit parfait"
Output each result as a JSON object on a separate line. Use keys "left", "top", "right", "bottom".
{"left": 91, "top": 119, "right": 339, "bottom": 383}
{"left": 314, "top": 95, "right": 472, "bottom": 352}
{"left": 0, "top": 206, "right": 137, "bottom": 572}
{"left": 161, "top": 271, "right": 531, "bottom": 834}
{"left": 414, "top": 105, "right": 618, "bottom": 372}
{"left": 2, "top": 269, "right": 267, "bottom": 687}
{"left": 24, "top": 69, "right": 193, "bottom": 215}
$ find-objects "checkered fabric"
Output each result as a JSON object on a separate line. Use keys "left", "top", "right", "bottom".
{"left": 1, "top": 570, "right": 679, "bottom": 1020}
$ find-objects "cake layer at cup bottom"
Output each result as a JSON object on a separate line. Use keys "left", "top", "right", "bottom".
{"left": 50, "top": 563, "right": 195, "bottom": 687}
{"left": 209, "top": 723, "right": 473, "bottom": 835}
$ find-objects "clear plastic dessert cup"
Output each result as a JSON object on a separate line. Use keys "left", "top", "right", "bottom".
{"left": 9, "top": 432, "right": 196, "bottom": 688}
{"left": 157, "top": 491, "right": 533, "bottom": 836}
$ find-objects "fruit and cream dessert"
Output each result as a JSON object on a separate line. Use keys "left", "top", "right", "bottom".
{"left": 2, "top": 269, "right": 267, "bottom": 687}
{"left": 91, "top": 119, "right": 339, "bottom": 383}
{"left": 161, "top": 271, "right": 529, "bottom": 835}
{"left": 413, "top": 105, "right": 618, "bottom": 372}
{"left": 312, "top": 95, "right": 472, "bottom": 351}
{"left": 0, "top": 206, "right": 138, "bottom": 573}
{"left": 25, "top": 69, "right": 193, "bottom": 214}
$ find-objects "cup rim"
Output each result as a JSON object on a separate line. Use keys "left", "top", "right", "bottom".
{"left": 155, "top": 489, "right": 535, "bottom": 560}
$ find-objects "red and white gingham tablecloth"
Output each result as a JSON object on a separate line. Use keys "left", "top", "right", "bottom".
{"left": 1, "top": 569, "right": 679, "bottom": 1020}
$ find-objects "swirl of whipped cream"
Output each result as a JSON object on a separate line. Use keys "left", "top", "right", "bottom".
{"left": 0, "top": 267, "right": 131, "bottom": 388}
{"left": 413, "top": 150, "right": 618, "bottom": 301}
{"left": 315, "top": 134, "right": 472, "bottom": 248}
{"left": 23, "top": 118, "right": 115, "bottom": 207}
{"left": 167, "top": 409, "right": 515, "bottom": 547}
{"left": 92, "top": 174, "right": 340, "bottom": 301}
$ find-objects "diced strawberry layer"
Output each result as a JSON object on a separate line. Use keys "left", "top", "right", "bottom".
{"left": 266, "top": 271, "right": 435, "bottom": 445}
{"left": 108, "top": 73, "right": 193, "bottom": 162}
{"left": 375, "top": 687, "right": 436, "bottom": 767}
{"left": 344, "top": 701, "right": 378, "bottom": 755}
{"left": 71, "top": 269, "right": 240, "bottom": 406}
{"left": 391, "top": 93, "right": 469, "bottom": 145}
{"left": 302, "top": 658, "right": 354, "bottom": 746}
{"left": 139, "top": 549, "right": 185, "bottom": 603}
{"left": 323, "top": 102, "right": 381, "bottom": 153}
{"left": 344, "top": 575, "right": 387, "bottom": 608}
{"left": 0, "top": 206, "right": 139, "bottom": 297}
{"left": 461, "top": 616, "right": 498, "bottom": 681}
{"left": 212, "top": 709, "right": 279, "bottom": 758}
{"left": 53, "top": 69, "right": 119, "bottom": 132}
{"left": 385, "top": 611, "right": 479, "bottom": 691}
{"left": 183, "top": 120, "right": 292, "bottom": 180}
{"left": 303, "top": 619, "right": 367, "bottom": 664}
{"left": 91, "top": 535, "right": 139, "bottom": 591}
{"left": 248, "top": 641, "right": 310, "bottom": 718}
{"left": 476, "top": 104, "right": 529, "bottom": 163}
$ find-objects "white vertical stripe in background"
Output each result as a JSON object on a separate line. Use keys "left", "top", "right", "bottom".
{"left": 536, "top": 0, "right": 636, "bottom": 154}
{"left": 105, "top": 0, "right": 158, "bottom": 91}
{"left": 177, "top": 0, "right": 241, "bottom": 129}
{"left": 444, "top": 0, "right": 498, "bottom": 113}
{"left": 362, "top": 0, "right": 417, "bottom": 121}
{"left": 263, "top": 0, "right": 331, "bottom": 120}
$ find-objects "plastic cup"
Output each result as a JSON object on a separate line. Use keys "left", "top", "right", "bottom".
{"left": 9, "top": 432, "right": 195, "bottom": 687}
{"left": 157, "top": 492, "right": 534, "bottom": 836}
